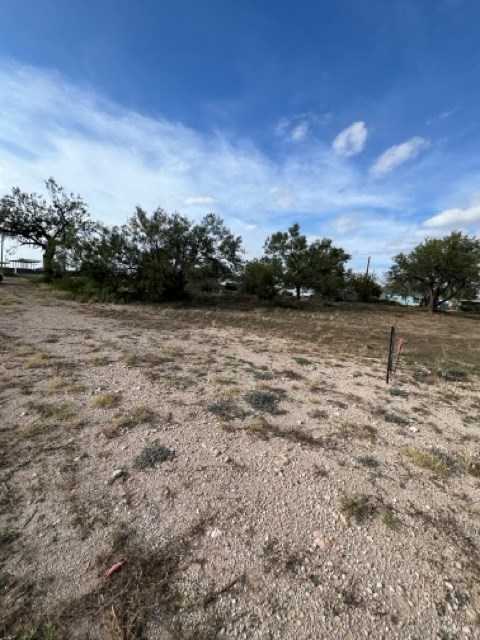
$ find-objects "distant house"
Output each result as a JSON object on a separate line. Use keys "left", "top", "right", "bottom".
{"left": 8, "top": 258, "right": 42, "bottom": 273}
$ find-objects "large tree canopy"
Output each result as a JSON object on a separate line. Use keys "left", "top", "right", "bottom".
{"left": 264, "top": 223, "right": 350, "bottom": 298}
{"left": 79, "top": 208, "right": 243, "bottom": 301}
{"left": 0, "top": 178, "right": 93, "bottom": 279}
{"left": 387, "top": 231, "right": 480, "bottom": 312}
{"left": 242, "top": 257, "right": 283, "bottom": 300}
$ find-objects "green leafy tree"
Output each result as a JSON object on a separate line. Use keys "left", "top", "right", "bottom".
{"left": 345, "top": 272, "right": 382, "bottom": 302}
{"left": 387, "top": 231, "right": 480, "bottom": 312}
{"left": 0, "top": 178, "right": 93, "bottom": 280}
{"left": 242, "top": 257, "right": 283, "bottom": 299}
{"left": 69, "top": 209, "right": 242, "bottom": 302}
{"left": 264, "top": 223, "right": 350, "bottom": 298}
{"left": 126, "top": 208, "right": 243, "bottom": 301}
{"left": 74, "top": 225, "right": 134, "bottom": 299}
{"left": 306, "top": 238, "right": 350, "bottom": 298}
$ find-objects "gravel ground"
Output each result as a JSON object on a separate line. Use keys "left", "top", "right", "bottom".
{"left": 1, "top": 279, "right": 479, "bottom": 639}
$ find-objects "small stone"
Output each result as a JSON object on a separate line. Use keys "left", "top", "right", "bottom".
{"left": 224, "top": 456, "right": 232, "bottom": 463}
{"left": 210, "top": 527, "right": 223, "bottom": 539}
{"left": 395, "top": 593, "right": 411, "bottom": 612}
{"left": 462, "top": 627, "right": 472, "bottom": 637}
{"left": 313, "top": 532, "right": 332, "bottom": 550}
{"left": 465, "top": 608, "right": 479, "bottom": 624}
{"left": 109, "top": 469, "right": 129, "bottom": 485}
{"left": 409, "top": 426, "right": 419, "bottom": 433}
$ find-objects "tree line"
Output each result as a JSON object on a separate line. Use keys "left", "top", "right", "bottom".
{"left": 1, "top": 178, "right": 479, "bottom": 312}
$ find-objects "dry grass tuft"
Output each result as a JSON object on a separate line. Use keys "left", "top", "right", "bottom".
{"left": 461, "top": 453, "right": 480, "bottom": 477}
{"left": 45, "top": 376, "right": 69, "bottom": 393}
{"left": 93, "top": 392, "right": 121, "bottom": 409}
{"left": 123, "top": 352, "right": 139, "bottom": 366}
{"left": 403, "top": 447, "right": 450, "bottom": 475}
{"left": 24, "top": 352, "right": 72, "bottom": 369}
{"left": 0, "top": 296, "right": 21, "bottom": 306}
{"left": 27, "top": 401, "right": 76, "bottom": 421}
{"left": 103, "top": 406, "right": 155, "bottom": 438}
{"left": 10, "top": 344, "right": 36, "bottom": 357}
{"left": 91, "top": 355, "right": 110, "bottom": 366}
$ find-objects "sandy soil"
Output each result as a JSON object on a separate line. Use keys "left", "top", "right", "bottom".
{"left": 1, "top": 279, "right": 479, "bottom": 639}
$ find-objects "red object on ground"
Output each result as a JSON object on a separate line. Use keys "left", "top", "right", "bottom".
{"left": 104, "top": 561, "right": 124, "bottom": 578}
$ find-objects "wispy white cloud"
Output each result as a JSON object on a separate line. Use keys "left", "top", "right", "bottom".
{"left": 427, "top": 109, "right": 455, "bottom": 125}
{"left": 370, "top": 137, "right": 430, "bottom": 176}
{"left": 423, "top": 205, "right": 480, "bottom": 228}
{"left": 290, "top": 121, "right": 309, "bottom": 142}
{"left": 275, "top": 117, "right": 289, "bottom": 135}
{"left": 183, "top": 196, "right": 216, "bottom": 206}
{"left": 274, "top": 111, "right": 332, "bottom": 141}
{"left": 332, "top": 121, "right": 368, "bottom": 157}
{"left": 439, "top": 110, "right": 455, "bottom": 120}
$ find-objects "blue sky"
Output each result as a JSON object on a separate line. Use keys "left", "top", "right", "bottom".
{"left": 1, "top": 0, "right": 480, "bottom": 273}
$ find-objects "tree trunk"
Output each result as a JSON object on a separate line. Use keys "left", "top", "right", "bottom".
{"left": 428, "top": 290, "right": 440, "bottom": 313}
{"left": 296, "top": 285, "right": 301, "bottom": 300}
{"left": 43, "top": 239, "right": 57, "bottom": 281}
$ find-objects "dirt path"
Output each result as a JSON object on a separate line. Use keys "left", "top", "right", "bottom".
{"left": 1, "top": 280, "right": 479, "bottom": 639}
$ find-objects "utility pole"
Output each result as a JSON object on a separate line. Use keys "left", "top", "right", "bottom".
{"left": 365, "top": 256, "right": 371, "bottom": 278}
{"left": 0, "top": 233, "right": 4, "bottom": 271}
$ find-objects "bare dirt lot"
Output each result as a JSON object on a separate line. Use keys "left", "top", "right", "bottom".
{"left": 1, "top": 278, "right": 480, "bottom": 640}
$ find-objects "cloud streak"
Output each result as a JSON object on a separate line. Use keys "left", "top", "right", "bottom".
{"left": 370, "top": 137, "right": 430, "bottom": 176}
{"left": 332, "top": 121, "right": 368, "bottom": 157}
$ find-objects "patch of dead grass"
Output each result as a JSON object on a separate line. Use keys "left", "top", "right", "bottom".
{"left": 403, "top": 447, "right": 450, "bottom": 475}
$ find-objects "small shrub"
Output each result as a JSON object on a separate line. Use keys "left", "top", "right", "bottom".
{"left": 208, "top": 397, "right": 248, "bottom": 421}
{"left": 438, "top": 367, "right": 469, "bottom": 382}
{"left": 389, "top": 388, "right": 409, "bottom": 398}
{"left": 310, "top": 409, "right": 328, "bottom": 420}
{"left": 251, "top": 369, "right": 273, "bottom": 380}
{"left": 93, "top": 392, "right": 121, "bottom": 409}
{"left": 245, "top": 390, "right": 284, "bottom": 414}
{"left": 134, "top": 443, "right": 175, "bottom": 470}
{"left": 358, "top": 455, "right": 379, "bottom": 468}
{"left": 375, "top": 406, "right": 409, "bottom": 425}
{"left": 340, "top": 495, "right": 377, "bottom": 523}
{"left": 294, "top": 357, "right": 312, "bottom": 366}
